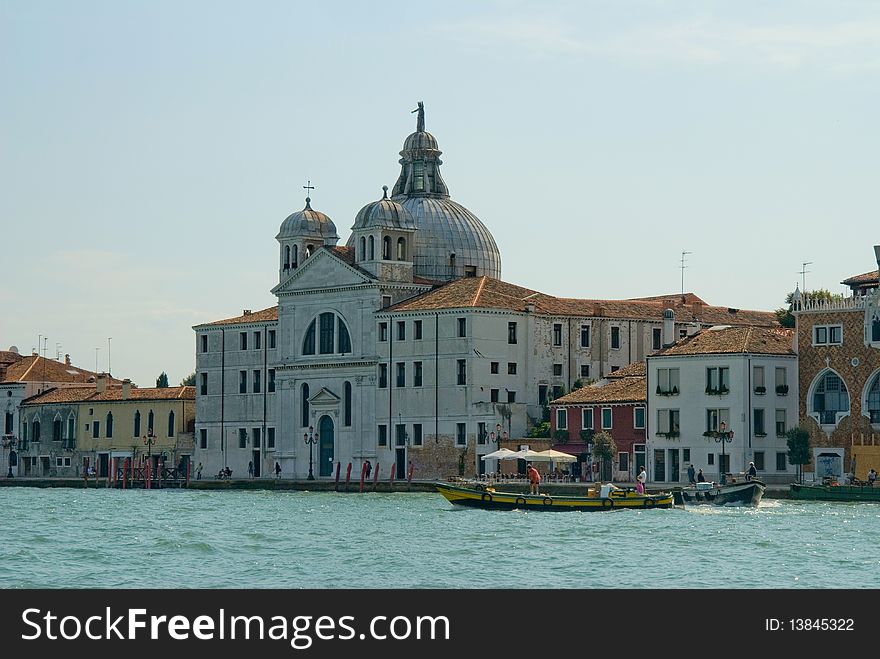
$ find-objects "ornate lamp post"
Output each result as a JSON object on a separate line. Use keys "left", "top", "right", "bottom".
{"left": 715, "top": 421, "right": 734, "bottom": 485}
{"left": 4, "top": 434, "right": 16, "bottom": 478}
{"left": 303, "top": 426, "right": 318, "bottom": 480}
{"left": 143, "top": 431, "right": 156, "bottom": 471}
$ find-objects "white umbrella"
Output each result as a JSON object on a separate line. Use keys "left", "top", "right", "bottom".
{"left": 504, "top": 449, "right": 544, "bottom": 460}
{"left": 480, "top": 448, "right": 517, "bottom": 460}
{"left": 532, "top": 449, "right": 577, "bottom": 463}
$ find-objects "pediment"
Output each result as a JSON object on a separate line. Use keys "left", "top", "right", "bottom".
{"left": 272, "top": 249, "right": 373, "bottom": 295}
{"left": 309, "top": 387, "right": 340, "bottom": 406}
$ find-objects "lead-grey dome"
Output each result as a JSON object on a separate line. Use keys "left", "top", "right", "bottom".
{"left": 352, "top": 186, "right": 417, "bottom": 231}
{"left": 276, "top": 197, "right": 339, "bottom": 240}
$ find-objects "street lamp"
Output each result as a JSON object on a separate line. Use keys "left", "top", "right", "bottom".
{"left": 303, "top": 426, "right": 318, "bottom": 480}
{"left": 143, "top": 431, "right": 157, "bottom": 470}
{"left": 715, "top": 421, "right": 734, "bottom": 485}
{"left": 4, "top": 435, "right": 16, "bottom": 478}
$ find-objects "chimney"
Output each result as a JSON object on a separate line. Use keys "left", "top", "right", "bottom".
{"left": 65, "top": 354, "right": 71, "bottom": 366}
{"left": 662, "top": 308, "right": 675, "bottom": 347}
{"left": 243, "top": 309, "right": 252, "bottom": 316}
{"left": 691, "top": 301, "right": 703, "bottom": 317}
{"left": 593, "top": 303, "right": 604, "bottom": 316}
{"left": 96, "top": 373, "right": 107, "bottom": 394}
{"left": 122, "top": 378, "right": 131, "bottom": 400}
{"left": 0, "top": 366, "right": 6, "bottom": 382}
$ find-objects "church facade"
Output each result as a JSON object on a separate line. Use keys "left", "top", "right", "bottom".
{"left": 192, "top": 106, "right": 777, "bottom": 480}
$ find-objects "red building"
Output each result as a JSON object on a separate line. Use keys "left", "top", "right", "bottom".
{"left": 550, "top": 362, "right": 646, "bottom": 481}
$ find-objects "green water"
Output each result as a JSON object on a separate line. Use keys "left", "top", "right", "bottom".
{"left": 1, "top": 488, "right": 878, "bottom": 588}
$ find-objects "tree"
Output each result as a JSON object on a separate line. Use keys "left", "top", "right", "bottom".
{"left": 528, "top": 422, "right": 551, "bottom": 439}
{"left": 786, "top": 426, "right": 812, "bottom": 483}
{"left": 180, "top": 372, "right": 196, "bottom": 386}
{"left": 776, "top": 289, "right": 843, "bottom": 328}
{"left": 592, "top": 431, "right": 617, "bottom": 482}
{"left": 156, "top": 372, "right": 169, "bottom": 388}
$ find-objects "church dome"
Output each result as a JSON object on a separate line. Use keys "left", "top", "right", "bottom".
{"left": 276, "top": 198, "right": 338, "bottom": 240}
{"left": 402, "top": 130, "right": 439, "bottom": 152}
{"left": 352, "top": 186, "right": 417, "bottom": 231}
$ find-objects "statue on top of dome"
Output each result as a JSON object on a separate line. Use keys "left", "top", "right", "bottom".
{"left": 412, "top": 101, "right": 425, "bottom": 132}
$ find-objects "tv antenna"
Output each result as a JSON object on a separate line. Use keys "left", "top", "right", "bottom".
{"left": 799, "top": 262, "right": 813, "bottom": 291}
{"left": 680, "top": 251, "right": 693, "bottom": 297}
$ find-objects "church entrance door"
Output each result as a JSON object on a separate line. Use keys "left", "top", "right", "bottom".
{"left": 318, "top": 415, "right": 334, "bottom": 477}
{"left": 252, "top": 449, "right": 261, "bottom": 478}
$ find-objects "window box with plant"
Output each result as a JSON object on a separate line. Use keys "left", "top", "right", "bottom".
{"left": 656, "top": 385, "right": 679, "bottom": 396}
{"left": 553, "top": 429, "right": 569, "bottom": 442}
{"left": 580, "top": 429, "right": 594, "bottom": 442}
{"left": 776, "top": 384, "right": 789, "bottom": 396}
{"left": 656, "top": 431, "right": 680, "bottom": 439}
{"left": 754, "top": 386, "right": 766, "bottom": 395}
{"left": 755, "top": 432, "right": 767, "bottom": 438}
{"left": 705, "top": 386, "right": 729, "bottom": 396}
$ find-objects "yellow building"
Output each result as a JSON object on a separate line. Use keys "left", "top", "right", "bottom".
{"left": 22, "top": 375, "right": 195, "bottom": 478}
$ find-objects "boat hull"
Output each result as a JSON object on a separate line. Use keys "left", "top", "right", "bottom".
{"left": 672, "top": 480, "right": 765, "bottom": 506}
{"left": 790, "top": 483, "right": 880, "bottom": 502}
{"left": 435, "top": 482, "right": 673, "bottom": 511}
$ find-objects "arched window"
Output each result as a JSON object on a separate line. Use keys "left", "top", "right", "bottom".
{"left": 812, "top": 371, "right": 849, "bottom": 425}
{"left": 148, "top": 410, "right": 155, "bottom": 433}
{"left": 168, "top": 410, "right": 175, "bottom": 437}
{"left": 344, "top": 381, "right": 352, "bottom": 427}
{"left": 134, "top": 410, "right": 141, "bottom": 437}
{"left": 867, "top": 373, "right": 880, "bottom": 424}
{"left": 293, "top": 245, "right": 298, "bottom": 268}
{"left": 301, "top": 383, "right": 310, "bottom": 428}
{"left": 33, "top": 418, "right": 41, "bottom": 442}
{"left": 67, "top": 416, "right": 75, "bottom": 442}
{"left": 319, "top": 312, "right": 335, "bottom": 354}
{"left": 382, "top": 236, "right": 391, "bottom": 260}
{"left": 338, "top": 318, "right": 352, "bottom": 354}
{"left": 106, "top": 412, "right": 113, "bottom": 438}
{"left": 360, "top": 236, "right": 366, "bottom": 261}
{"left": 53, "top": 418, "right": 62, "bottom": 441}
{"left": 284, "top": 245, "right": 290, "bottom": 269}
{"left": 368, "top": 236, "right": 375, "bottom": 260}
{"left": 397, "top": 237, "right": 406, "bottom": 261}
{"left": 303, "top": 320, "right": 316, "bottom": 355}
{"left": 305, "top": 244, "right": 314, "bottom": 257}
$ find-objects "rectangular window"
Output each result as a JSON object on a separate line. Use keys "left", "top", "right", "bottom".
{"left": 377, "top": 425, "right": 388, "bottom": 447}
{"left": 414, "top": 362, "right": 423, "bottom": 387}
{"left": 268, "top": 330, "right": 276, "bottom": 349}
{"left": 611, "top": 326, "right": 620, "bottom": 350}
{"left": 776, "top": 452, "right": 788, "bottom": 471}
{"left": 457, "top": 359, "right": 466, "bottom": 385}
{"left": 580, "top": 364, "right": 590, "bottom": 378}
{"left": 706, "top": 367, "right": 730, "bottom": 393}
{"left": 490, "top": 389, "right": 499, "bottom": 403}
{"left": 240, "top": 332, "right": 247, "bottom": 350}
{"left": 379, "top": 363, "right": 388, "bottom": 388}
{"left": 507, "top": 391, "right": 516, "bottom": 403}
{"left": 652, "top": 327, "right": 662, "bottom": 351}
{"left": 92, "top": 421, "right": 100, "bottom": 439}
{"left": 413, "top": 423, "right": 423, "bottom": 446}
{"left": 580, "top": 325, "right": 590, "bottom": 348}
{"left": 478, "top": 422, "right": 487, "bottom": 444}
{"left": 753, "top": 366, "right": 765, "bottom": 390}
{"left": 268, "top": 369, "right": 276, "bottom": 393}
{"left": 267, "top": 427, "right": 275, "bottom": 449}
{"left": 456, "top": 423, "right": 467, "bottom": 446}
{"left": 379, "top": 323, "right": 388, "bottom": 342}
{"left": 239, "top": 370, "right": 247, "bottom": 394}
{"left": 395, "top": 424, "right": 406, "bottom": 447}
{"left": 200, "top": 334, "right": 208, "bottom": 353}
{"left": 319, "top": 313, "right": 335, "bottom": 354}
{"left": 239, "top": 428, "right": 247, "bottom": 449}
{"left": 382, "top": 295, "right": 392, "bottom": 308}
{"left": 708, "top": 453, "right": 715, "bottom": 465}
{"left": 199, "top": 428, "right": 208, "bottom": 449}
{"left": 538, "top": 385, "right": 548, "bottom": 405}
{"left": 601, "top": 407, "right": 613, "bottom": 430}
{"left": 776, "top": 409, "right": 786, "bottom": 436}
{"left": 396, "top": 362, "right": 406, "bottom": 387}
{"left": 252, "top": 428, "right": 261, "bottom": 449}
{"left": 414, "top": 320, "right": 422, "bottom": 340}
{"left": 458, "top": 317, "right": 467, "bottom": 337}
{"left": 556, "top": 408, "right": 568, "bottom": 430}
{"left": 754, "top": 409, "right": 766, "bottom": 435}
{"left": 508, "top": 322, "right": 517, "bottom": 344}
{"left": 657, "top": 409, "right": 680, "bottom": 435}
{"left": 813, "top": 325, "right": 843, "bottom": 345}
{"left": 682, "top": 448, "right": 690, "bottom": 462}
{"left": 490, "top": 362, "right": 499, "bottom": 374}
{"left": 553, "top": 323, "right": 562, "bottom": 346}
{"left": 754, "top": 451, "right": 765, "bottom": 471}
{"left": 618, "top": 452, "right": 629, "bottom": 473}
{"left": 254, "top": 331, "right": 261, "bottom": 350}
{"left": 634, "top": 407, "right": 645, "bottom": 429}
{"left": 397, "top": 321, "right": 406, "bottom": 341}
{"left": 582, "top": 408, "right": 594, "bottom": 430}
{"left": 553, "top": 363, "right": 563, "bottom": 376}
{"left": 706, "top": 408, "right": 731, "bottom": 432}
{"left": 508, "top": 362, "right": 517, "bottom": 375}
{"left": 253, "top": 370, "right": 261, "bottom": 394}
{"left": 552, "top": 385, "right": 564, "bottom": 400}
{"left": 656, "top": 368, "right": 680, "bottom": 394}
{"left": 200, "top": 373, "right": 208, "bottom": 396}
{"left": 775, "top": 367, "right": 787, "bottom": 388}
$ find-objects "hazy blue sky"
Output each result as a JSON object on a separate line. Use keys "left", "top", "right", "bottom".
{"left": 3, "top": 1, "right": 879, "bottom": 386}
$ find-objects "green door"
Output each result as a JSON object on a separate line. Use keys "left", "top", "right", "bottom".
{"left": 319, "top": 415, "right": 334, "bottom": 477}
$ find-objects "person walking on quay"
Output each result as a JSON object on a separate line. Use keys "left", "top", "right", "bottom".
{"left": 747, "top": 461, "right": 757, "bottom": 481}
{"left": 687, "top": 463, "right": 696, "bottom": 485}
{"left": 275, "top": 462, "right": 282, "bottom": 479}
{"left": 868, "top": 468, "right": 877, "bottom": 487}
{"left": 364, "top": 460, "right": 372, "bottom": 479}
{"left": 697, "top": 468, "right": 706, "bottom": 483}
{"left": 247, "top": 460, "right": 254, "bottom": 478}
{"left": 196, "top": 462, "right": 203, "bottom": 480}
{"left": 636, "top": 465, "right": 647, "bottom": 494}
{"left": 527, "top": 462, "right": 541, "bottom": 495}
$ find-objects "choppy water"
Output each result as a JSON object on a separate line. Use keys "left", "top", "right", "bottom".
{"left": 1, "top": 488, "right": 878, "bottom": 588}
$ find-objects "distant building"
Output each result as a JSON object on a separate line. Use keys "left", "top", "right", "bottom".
{"left": 792, "top": 245, "right": 880, "bottom": 480}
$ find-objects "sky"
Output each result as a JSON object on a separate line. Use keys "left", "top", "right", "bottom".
{"left": 2, "top": 0, "right": 879, "bottom": 387}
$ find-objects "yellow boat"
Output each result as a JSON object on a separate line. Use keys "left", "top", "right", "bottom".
{"left": 435, "top": 482, "right": 674, "bottom": 511}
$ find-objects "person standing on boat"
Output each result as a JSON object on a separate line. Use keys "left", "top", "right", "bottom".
{"left": 636, "top": 466, "right": 647, "bottom": 494}
{"left": 747, "top": 462, "right": 757, "bottom": 481}
{"left": 687, "top": 463, "right": 696, "bottom": 485}
{"left": 697, "top": 468, "right": 706, "bottom": 483}
{"left": 868, "top": 468, "right": 877, "bottom": 487}
{"left": 527, "top": 462, "right": 541, "bottom": 495}
{"left": 275, "top": 462, "right": 282, "bottom": 479}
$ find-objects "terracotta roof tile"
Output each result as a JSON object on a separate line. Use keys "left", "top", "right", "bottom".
{"left": 0, "top": 351, "right": 24, "bottom": 366}
{"left": 606, "top": 361, "right": 646, "bottom": 379}
{"left": 841, "top": 269, "right": 878, "bottom": 286}
{"left": 653, "top": 326, "right": 795, "bottom": 356}
{"left": 387, "top": 276, "right": 777, "bottom": 326}
{"left": 552, "top": 376, "right": 646, "bottom": 405}
{"left": 23, "top": 385, "right": 195, "bottom": 406}
{"left": 2, "top": 356, "right": 123, "bottom": 385}
{"left": 203, "top": 306, "right": 279, "bottom": 327}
